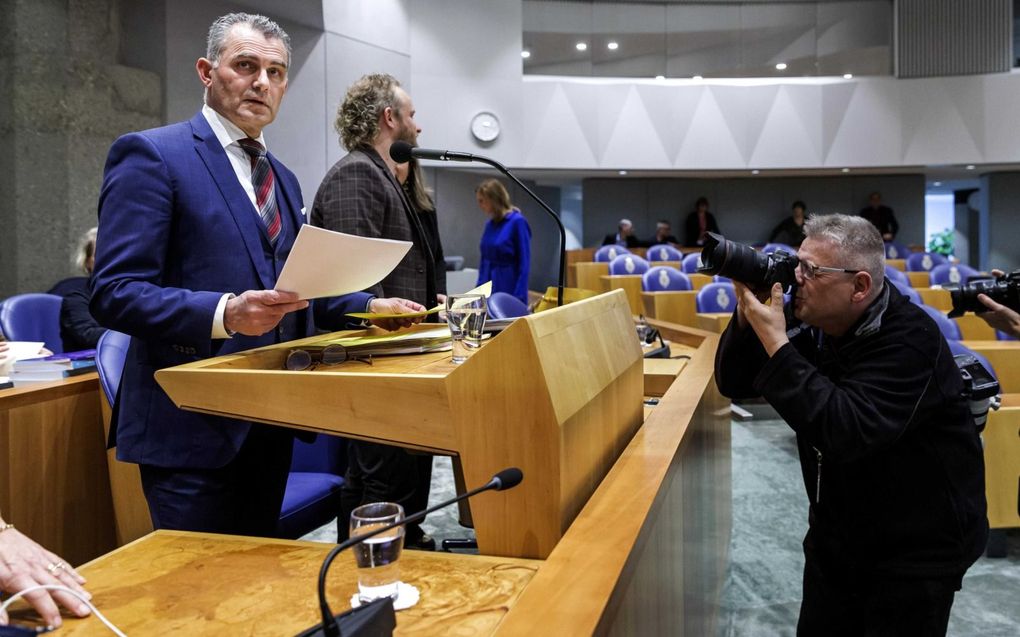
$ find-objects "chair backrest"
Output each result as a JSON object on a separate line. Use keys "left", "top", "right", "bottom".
{"left": 681, "top": 252, "right": 702, "bottom": 274}
{"left": 608, "top": 253, "right": 650, "bottom": 276}
{"left": 290, "top": 433, "right": 346, "bottom": 474}
{"left": 487, "top": 292, "right": 530, "bottom": 318}
{"left": 762, "top": 243, "right": 795, "bottom": 255}
{"left": 884, "top": 265, "right": 909, "bottom": 285}
{"left": 929, "top": 263, "right": 980, "bottom": 287}
{"left": 996, "top": 329, "right": 1018, "bottom": 341}
{"left": 0, "top": 293, "right": 64, "bottom": 354}
{"left": 906, "top": 252, "right": 948, "bottom": 272}
{"left": 947, "top": 340, "right": 998, "bottom": 382}
{"left": 696, "top": 282, "right": 737, "bottom": 313}
{"left": 889, "top": 278, "right": 922, "bottom": 305}
{"left": 594, "top": 244, "right": 630, "bottom": 262}
{"left": 884, "top": 241, "right": 908, "bottom": 259}
{"left": 642, "top": 266, "right": 692, "bottom": 292}
{"left": 919, "top": 304, "right": 961, "bottom": 340}
{"left": 646, "top": 244, "right": 683, "bottom": 262}
{"left": 96, "top": 330, "right": 130, "bottom": 407}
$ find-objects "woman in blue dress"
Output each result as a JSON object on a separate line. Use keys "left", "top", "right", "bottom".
{"left": 476, "top": 179, "right": 531, "bottom": 304}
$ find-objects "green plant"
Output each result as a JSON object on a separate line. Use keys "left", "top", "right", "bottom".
{"left": 927, "top": 228, "right": 953, "bottom": 257}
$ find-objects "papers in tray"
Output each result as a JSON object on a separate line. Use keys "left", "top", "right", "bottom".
{"left": 346, "top": 282, "right": 494, "bottom": 320}
{"left": 316, "top": 327, "right": 455, "bottom": 357}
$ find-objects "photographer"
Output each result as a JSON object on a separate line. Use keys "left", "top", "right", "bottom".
{"left": 978, "top": 269, "right": 1020, "bottom": 338}
{"left": 715, "top": 214, "right": 987, "bottom": 636}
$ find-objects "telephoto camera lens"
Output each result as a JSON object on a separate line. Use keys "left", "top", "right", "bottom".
{"left": 946, "top": 269, "right": 1020, "bottom": 318}
{"left": 698, "top": 232, "right": 800, "bottom": 292}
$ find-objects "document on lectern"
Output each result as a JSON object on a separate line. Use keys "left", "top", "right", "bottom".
{"left": 275, "top": 225, "right": 412, "bottom": 300}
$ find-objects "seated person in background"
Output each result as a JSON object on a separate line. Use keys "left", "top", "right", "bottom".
{"left": 648, "top": 220, "right": 679, "bottom": 246}
{"left": 768, "top": 200, "right": 808, "bottom": 248}
{"left": 60, "top": 227, "right": 106, "bottom": 352}
{"left": 716, "top": 214, "right": 987, "bottom": 636}
{"left": 978, "top": 269, "right": 1020, "bottom": 338}
{"left": 602, "top": 218, "right": 642, "bottom": 248}
{"left": 0, "top": 510, "right": 92, "bottom": 627}
{"left": 683, "top": 196, "right": 720, "bottom": 247}
{"left": 859, "top": 191, "right": 899, "bottom": 241}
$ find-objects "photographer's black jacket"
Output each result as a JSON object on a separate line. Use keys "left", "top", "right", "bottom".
{"left": 716, "top": 283, "right": 988, "bottom": 579}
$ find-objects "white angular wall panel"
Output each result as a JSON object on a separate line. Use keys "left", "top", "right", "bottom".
{"left": 524, "top": 84, "right": 599, "bottom": 168}
{"left": 784, "top": 85, "right": 824, "bottom": 161}
{"left": 823, "top": 79, "right": 902, "bottom": 167}
{"left": 708, "top": 86, "right": 754, "bottom": 164}
{"left": 635, "top": 84, "right": 702, "bottom": 164}
{"left": 594, "top": 84, "right": 632, "bottom": 160}
{"left": 600, "top": 86, "right": 671, "bottom": 168}
{"left": 749, "top": 85, "right": 822, "bottom": 168}
{"left": 560, "top": 83, "right": 601, "bottom": 162}
{"left": 821, "top": 82, "right": 857, "bottom": 155}
{"left": 982, "top": 74, "right": 1020, "bottom": 163}
{"left": 322, "top": 0, "right": 409, "bottom": 55}
{"left": 900, "top": 78, "right": 981, "bottom": 165}
{"left": 674, "top": 88, "right": 745, "bottom": 168}
{"left": 943, "top": 76, "right": 987, "bottom": 158}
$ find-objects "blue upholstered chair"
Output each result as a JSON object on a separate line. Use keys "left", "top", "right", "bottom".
{"left": 0, "top": 293, "right": 64, "bottom": 354}
{"left": 594, "top": 244, "right": 630, "bottom": 263}
{"left": 996, "top": 329, "right": 1018, "bottom": 341}
{"left": 884, "top": 265, "right": 909, "bottom": 285}
{"left": 889, "top": 278, "right": 922, "bottom": 305}
{"left": 642, "top": 266, "right": 692, "bottom": 292}
{"left": 906, "top": 252, "right": 948, "bottom": 272}
{"left": 762, "top": 243, "right": 795, "bottom": 255}
{"left": 681, "top": 252, "right": 703, "bottom": 274}
{"left": 884, "top": 241, "right": 909, "bottom": 260}
{"left": 487, "top": 292, "right": 530, "bottom": 318}
{"left": 713, "top": 274, "right": 731, "bottom": 283}
{"left": 608, "top": 253, "right": 650, "bottom": 276}
{"left": 96, "top": 330, "right": 130, "bottom": 406}
{"left": 920, "top": 304, "right": 961, "bottom": 341}
{"left": 696, "top": 282, "right": 737, "bottom": 313}
{"left": 278, "top": 435, "right": 346, "bottom": 539}
{"left": 948, "top": 340, "right": 998, "bottom": 382}
{"left": 929, "top": 264, "right": 980, "bottom": 287}
{"left": 646, "top": 244, "right": 683, "bottom": 262}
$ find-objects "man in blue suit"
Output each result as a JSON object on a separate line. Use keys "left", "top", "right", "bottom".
{"left": 91, "top": 13, "right": 421, "bottom": 537}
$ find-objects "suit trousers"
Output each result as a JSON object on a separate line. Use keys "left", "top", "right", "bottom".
{"left": 338, "top": 441, "right": 433, "bottom": 542}
{"left": 797, "top": 546, "right": 959, "bottom": 637}
{"left": 139, "top": 424, "right": 295, "bottom": 538}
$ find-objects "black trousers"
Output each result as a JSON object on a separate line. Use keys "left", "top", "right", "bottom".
{"left": 797, "top": 548, "right": 960, "bottom": 637}
{"left": 139, "top": 424, "right": 294, "bottom": 538}
{"left": 338, "top": 440, "right": 433, "bottom": 542}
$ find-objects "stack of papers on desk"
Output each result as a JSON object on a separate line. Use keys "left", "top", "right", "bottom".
{"left": 318, "top": 327, "right": 454, "bottom": 357}
{"left": 9, "top": 349, "right": 97, "bottom": 385}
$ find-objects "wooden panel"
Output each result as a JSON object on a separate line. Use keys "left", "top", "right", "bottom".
{"left": 0, "top": 374, "right": 117, "bottom": 565}
{"left": 689, "top": 273, "right": 713, "bottom": 290}
{"left": 642, "top": 291, "right": 698, "bottom": 328}
{"left": 917, "top": 287, "right": 952, "bottom": 310}
{"left": 888, "top": 258, "right": 906, "bottom": 272}
{"left": 100, "top": 390, "right": 152, "bottom": 546}
{"left": 984, "top": 394, "right": 1020, "bottom": 529}
{"left": 602, "top": 275, "right": 644, "bottom": 316}
{"left": 697, "top": 312, "right": 733, "bottom": 333}
{"left": 566, "top": 248, "right": 595, "bottom": 288}
{"left": 11, "top": 531, "right": 539, "bottom": 636}
{"left": 644, "top": 358, "right": 688, "bottom": 397}
{"left": 956, "top": 314, "right": 997, "bottom": 341}
{"left": 962, "top": 341, "right": 1020, "bottom": 393}
{"left": 907, "top": 271, "right": 931, "bottom": 288}
{"left": 576, "top": 262, "right": 609, "bottom": 293}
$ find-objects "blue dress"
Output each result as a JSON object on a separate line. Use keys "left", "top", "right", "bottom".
{"left": 477, "top": 208, "right": 531, "bottom": 304}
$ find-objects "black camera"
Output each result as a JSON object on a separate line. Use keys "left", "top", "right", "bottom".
{"left": 698, "top": 232, "right": 799, "bottom": 292}
{"left": 954, "top": 353, "right": 1000, "bottom": 433}
{"left": 946, "top": 269, "right": 1020, "bottom": 318}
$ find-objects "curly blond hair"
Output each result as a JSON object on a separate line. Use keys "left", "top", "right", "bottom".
{"left": 335, "top": 74, "right": 402, "bottom": 151}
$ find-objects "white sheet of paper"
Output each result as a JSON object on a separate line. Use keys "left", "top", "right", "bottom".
{"left": 0, "top": 341, "right": 46, "bottom": 375}
{"left": 274, "top": 225, "right": 412, "bottom": 300}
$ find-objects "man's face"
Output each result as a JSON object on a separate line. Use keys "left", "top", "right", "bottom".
{"left": 657, "top": 223, "right": 670, "bottom": 238}
{"left": 793, "top": 238, "right": 861, "bottom": 332}
{"left": 869, "top": 193, "right": 881, "bottom": 207}
{"left": 620, "top": 223, "right": 632, "bottom": 237}
{"left": 197, "top": 25, "right": 289, "bottom": 138}
{"left": 392, "top": 87, "right": 421, "bottom": 146}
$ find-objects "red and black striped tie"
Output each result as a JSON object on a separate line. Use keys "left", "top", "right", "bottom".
{"left": 238, "top": 137, "right": 281, "bottom": 245}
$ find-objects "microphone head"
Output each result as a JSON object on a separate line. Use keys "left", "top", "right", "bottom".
{"left": 389, "top": 140, "right": 413, "bottom": 163}
{"left": 491, "top": 467, "right": 524, "bottom": 491}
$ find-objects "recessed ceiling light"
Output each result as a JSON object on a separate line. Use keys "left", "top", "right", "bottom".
{"left": 934, "top": 181, "right": 942, "bottom": 187}
{"left": 618, "top": 170, "right": 628, "bottom": 175}
{"left": 775, "top": 63, "right": 787, "bottom": 71}
{"left": 751, "top": 169, "right": 760, "bottom": 175}
{"left": 521, "top": 50, "right": 531, "bottom": 59}
{"left": 843, "top": 73, "right": 853, "bottom": 79}
{"left": 576, "top": 42, "right": 587, "bottom": 51}
{"left": 693, "top": 75, "right": 703, "bottom": 80}
{"left": 841, "top": 168, "right": 850, "bottom": 173}
{"left": 966, "top": 164, "right": 975, "bottom": 170}
{"left": 655, "top": 74, "right": 665, "bottom": 81}
{"left": 607, "top": 41, "right": 619, "bottom": 50}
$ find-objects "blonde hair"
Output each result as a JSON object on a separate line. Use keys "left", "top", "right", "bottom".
{"left": 75, "top": 227, "right": 98, "bottom": 274}
{"left": 335, "top": 74, "right": 402, "bottom": 151}
{"left": 476, "top": 179, "right": 512, "bottom": 215}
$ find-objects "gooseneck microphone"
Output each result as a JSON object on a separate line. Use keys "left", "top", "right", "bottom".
{"left": 390, "top": 141, "right": 567, "bottom": 307}
{"left": 297, "top": 467, "right": 524, "bottom": 637}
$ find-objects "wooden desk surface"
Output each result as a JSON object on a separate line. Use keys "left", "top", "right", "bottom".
{"left": 15, "top": 531, "right": 540, "bottom": 636}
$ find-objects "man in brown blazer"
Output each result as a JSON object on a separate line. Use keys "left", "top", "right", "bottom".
{"left": 311, "top": 73, "right": 440, "bottom": 550}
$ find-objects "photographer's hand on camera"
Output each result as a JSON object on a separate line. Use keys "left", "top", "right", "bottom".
{"left": 977, "top": 269, "right": 1020, "bottom": 337}
{"left": 734, "top": 281, "right": 789, "bottom": 356}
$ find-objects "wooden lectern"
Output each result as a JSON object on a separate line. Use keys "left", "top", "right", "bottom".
{"left": 156, "top": 290, "right": 643, "bottom": 559}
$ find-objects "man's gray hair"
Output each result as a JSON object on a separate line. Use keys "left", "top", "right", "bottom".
{"left": 336, "top": 74, "right": 403, "bottom": 150}
{"left": 206, "top": 13, "right": 291, "bottom": 65}
{"left": 803, "top": 214, "right": 885, "bottom": 295}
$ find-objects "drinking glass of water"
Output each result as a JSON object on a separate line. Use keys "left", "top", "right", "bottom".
{"left": 350, "top": 502, "right": 405, "bottom": 603}
{"left": 445, "top": 294, "right": 488, "bottom": 364}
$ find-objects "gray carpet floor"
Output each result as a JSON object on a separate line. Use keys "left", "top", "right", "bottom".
{"left": 303, "top": 422, "right": 1020, "bottom": 635}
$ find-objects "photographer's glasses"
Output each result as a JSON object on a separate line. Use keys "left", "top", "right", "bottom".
{"left": 798, "top": 260, "right": 861, "bottom": 280}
